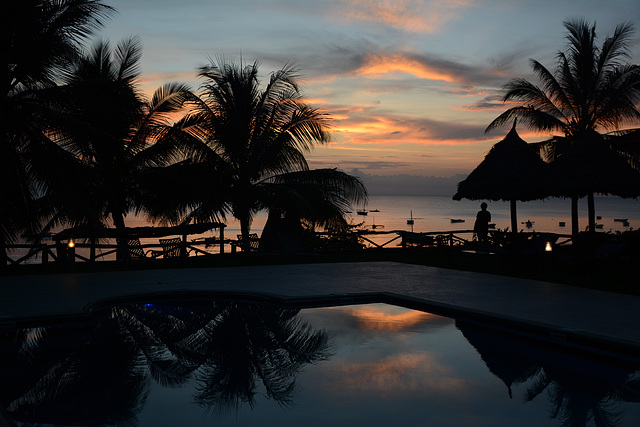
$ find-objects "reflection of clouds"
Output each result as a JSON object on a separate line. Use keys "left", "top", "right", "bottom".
{"left": 303, "top": 304, "right": 451, "bottom": 336}
{"left": 320, "top": 352, "right": 468, "bottom": 396}
{"left": 348, "top": 305, "right": 440, "bottom": 331}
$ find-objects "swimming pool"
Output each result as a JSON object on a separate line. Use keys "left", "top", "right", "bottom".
{"left": 1, "top": 297, "right": 639, "bottom": 426}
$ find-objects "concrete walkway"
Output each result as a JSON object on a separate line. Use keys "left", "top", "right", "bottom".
{"left": 1, "top": 261, "right": 639, "bottom": 350}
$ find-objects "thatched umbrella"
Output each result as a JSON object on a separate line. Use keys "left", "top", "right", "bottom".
{"left": 453, "top": 121, "right": 549, "bottom": 233}
{"left": 548, "top": 128, "right": 640, "bottom": 234}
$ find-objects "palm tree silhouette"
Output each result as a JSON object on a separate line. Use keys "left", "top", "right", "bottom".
{"left": 169, "top": 59, "right": 367, "bottom": 251}
{"left": 37, "top": 38, "right": 193, "bottom": 257}
{"left": 1, "top": 0, "right": 113, "bottom": 265}
{"left": 486, "top": 18, "right": 640, "bottom": 234}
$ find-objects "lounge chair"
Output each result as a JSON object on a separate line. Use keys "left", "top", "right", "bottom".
{"left": 124, "top": 238, "right": 150, "bottom": 260}
{"left": 159, "top": 237, "right": 186, "bottom": 258}
{"left": 236, "top": 233, "right": 260, "bottom": 252}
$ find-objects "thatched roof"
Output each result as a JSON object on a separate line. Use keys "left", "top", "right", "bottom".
{"left": 453, "top": 122, "right": 549, "bottom": 201}
{"left": 548, "top": 128, "right": 640, "bottom": 198}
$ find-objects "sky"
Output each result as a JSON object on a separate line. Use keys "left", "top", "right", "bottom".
{"left": 97, "top": 0, "right": 640, "bottom": 195}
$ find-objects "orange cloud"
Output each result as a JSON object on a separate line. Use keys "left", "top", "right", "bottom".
{"left": 356, "top": 53, "right": 459, "bottom": 82}
{"left": 334, "top": 115, "right": 407, "bottom": 135}
{"left": 333, "top": 0, "right": 476, "bottom": 33}
{"left": 330, "top": 112, "right": 487, "bottom": 146}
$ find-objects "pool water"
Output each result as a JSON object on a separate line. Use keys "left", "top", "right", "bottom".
{"left": 1, "top": 300, "right": 639, "bottom": 426}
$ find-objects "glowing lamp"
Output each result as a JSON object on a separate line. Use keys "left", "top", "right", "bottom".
{"left": 544, "top": 241, "right": 553, "bottom": 252}
{"left": 68, "top": 238, "right": 75, "bottom": 248}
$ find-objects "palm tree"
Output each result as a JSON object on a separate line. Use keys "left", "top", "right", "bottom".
{"left": 486, "top": 18, "right": 640, "bottom": 234}
{"left": 2, "top": 0, "right": 114, "bottom": 265}
{"left": 169, "top": 59, "right": 367, "bottom": 251}
{"left": 37, "top": 38, "right": 193, "bottom": 257}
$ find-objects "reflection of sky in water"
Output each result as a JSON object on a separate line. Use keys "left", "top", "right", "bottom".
{"left": 4, "top": 302, "right": 639, "bottom": 426}
{"left": 134, "top": 303, "right": 640, "bottom": 426}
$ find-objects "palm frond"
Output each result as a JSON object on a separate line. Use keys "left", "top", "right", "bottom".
{"left": 485, "top": 106, "right": 565, "bottom": 134}
{"left": 114, "top": 36, "right": 143, "bottom": 83}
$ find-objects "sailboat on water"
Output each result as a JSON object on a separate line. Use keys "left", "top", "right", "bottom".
{"left": 407, "top": 211, "right": 414, "bottom": 225}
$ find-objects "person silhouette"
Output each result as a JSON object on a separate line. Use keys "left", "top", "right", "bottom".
{"left": 474, "top": 202, "right": 491, "bottom": 243}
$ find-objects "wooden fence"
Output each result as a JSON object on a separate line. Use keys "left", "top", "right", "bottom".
{"left": 2, "top": 228, "right": 574, "bottom": 267}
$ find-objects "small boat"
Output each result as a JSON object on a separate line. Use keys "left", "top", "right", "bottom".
{"left": 559, "top": 221, "right": 566, "bottom": 227}
{"left": 450, "top": 218, "right": 465, "bottom": 223}
{"left": 356, "top": 210, "right": 368, "bottom": 216}
{"left": 614, "top": 218, "right": 628, "bottom": 222}
{"left": 522, "top": 220, "right": 534, "bottom": 228}
{"left": 595, "top": 224, "right": 604, "bottom": 229}
{"left": 370, "top": 209, "right": 380, "bottom": 212}
{"left": 597, "top": 216, "right": 602, "bottom": 220}
{"left": 407, "top": 211, "right": 414, "bottom": 225}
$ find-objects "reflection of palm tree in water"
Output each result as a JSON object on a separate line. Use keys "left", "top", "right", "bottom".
{"left": 184, "top": 303, "right": 331, "bottom": 415}
{"left": 457, "top": 320, "right": 640, "bottom": 427}
{"left": 0, "top": 300, "right": 331, "bottom": 423}
{"left": 524, "top": 368, "right": 640, "bottom": 427}
{"left": 1, "top": 317, "right": 152, "bottom": 425}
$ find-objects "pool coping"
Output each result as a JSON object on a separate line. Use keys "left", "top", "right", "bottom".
{"left": 2, "top": 261, "right": 639, "bottom": 364}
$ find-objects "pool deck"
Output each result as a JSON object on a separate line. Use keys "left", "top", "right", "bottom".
{"left": 1, "top": 261, "right": 639, "bottom": 352}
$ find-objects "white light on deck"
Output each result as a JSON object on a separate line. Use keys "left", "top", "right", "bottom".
{"left": 545, "top": 241, "right": 553, "bottom": 252}
{"left": 68, "top": 238, "right": 75, "bottom": 248}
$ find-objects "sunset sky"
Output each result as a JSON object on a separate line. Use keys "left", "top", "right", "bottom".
{"left": 98, "top": 0, "right": 640, "bottom": 194}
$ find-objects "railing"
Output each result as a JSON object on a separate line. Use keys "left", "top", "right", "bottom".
{"left": 2, "top": 238, "right": 232, "bottom": 266}
{"left": 354, "top": 229, "right": 475, "bottom": 248}
{"left": 2, "top": 228, "right": 575, "bottom": 267}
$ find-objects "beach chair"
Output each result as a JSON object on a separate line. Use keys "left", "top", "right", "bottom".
{"left": 125, "top": 238, "right": 148, "bottom": 259}
{"left": 159, "top": 237, "right": 185, "bottom": 258}
{"left": 236, "top": 233, "right": 260, "bottom": 252}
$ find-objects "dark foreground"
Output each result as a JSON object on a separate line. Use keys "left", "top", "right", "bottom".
{"left": 3, "top": 238, "right": 639, "bottom": 296}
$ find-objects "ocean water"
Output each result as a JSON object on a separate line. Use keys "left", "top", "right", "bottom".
{"left": 351, "top": 194, "right": 640, "bottom": 235}
{"left": 11, "top": 195, "right": 640, "bottom": 262}
{"left": 205, "top": 194, "right": 640, "bottom": 239}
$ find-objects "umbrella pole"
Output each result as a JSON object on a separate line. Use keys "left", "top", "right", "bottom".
{"left": 588, "top": 192, "right": 595, "bottom": 233}
{"left": 571, "top": 196, "right": 579, "bottom": 236}
{"left": 510, "top": 199, "right": 517, "bottom": 234}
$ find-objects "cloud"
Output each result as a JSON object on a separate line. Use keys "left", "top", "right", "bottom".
{"left": 330, "top": 49, "right": 513, "bottom": 89}
{"left": 459, "top": 93, "right": 507, "bottom": 111}
{"left": 331, "top": 0, "right": 477, "bottom": 33}
{"left": 330, "top": 106, "right": 491, "bottom": 145}
{"left": 355, "top": 53, "right": 460, "bottom": 83}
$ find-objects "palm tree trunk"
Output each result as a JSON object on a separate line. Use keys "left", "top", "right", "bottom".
{"left": 510, "top": 199, "right": 517, "bottom": 234}
{"left": 0, "top": 237, "right": 6, "bottom": 270}
{"left": 587, "top": 192, "right": 595, "bottom": 233}
{"left": 571, "top": 196, "right": 579, "bottom": 237}
{"left": 112, "top": 211, "right": 128, "bottom": 261}
{"left": 239, "top": 216, "right": 252, "bottom": 252}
